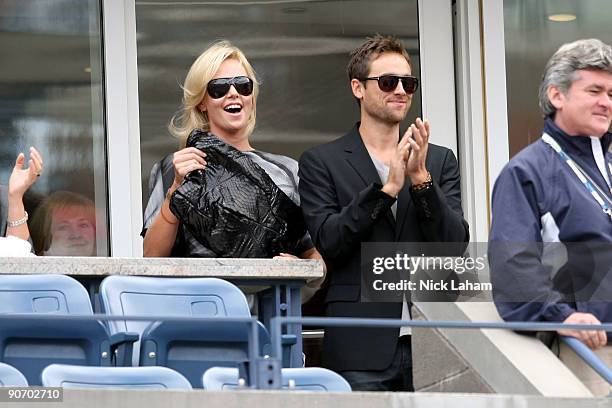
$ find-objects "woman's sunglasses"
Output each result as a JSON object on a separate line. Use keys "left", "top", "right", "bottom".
{"left": 206, "top": 76, "right": 254, "bottom": 99}
{"left": 361, "top": 75, "right": 419, "bottom": 94}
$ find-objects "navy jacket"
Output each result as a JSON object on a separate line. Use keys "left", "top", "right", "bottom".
{"left": 489, "top": 119, "right": 612, "bottom": 332}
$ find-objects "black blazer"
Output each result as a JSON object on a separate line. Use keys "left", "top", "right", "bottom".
{"left": 298, "top": 124, "right": 469, "bottom": 371}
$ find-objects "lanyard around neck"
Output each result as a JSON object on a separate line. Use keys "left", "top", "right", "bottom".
{"left": 542, "top": 133, "right": 612, "bottom": 222}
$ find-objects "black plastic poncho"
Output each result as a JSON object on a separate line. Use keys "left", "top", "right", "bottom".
{"left": 169, "top": 130, "right": 307, "bottom": 258}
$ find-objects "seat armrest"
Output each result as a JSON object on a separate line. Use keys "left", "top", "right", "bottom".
{"left": 281, "top": 334, "right": 297, "bottom": 346}
{"left": 109, "top": 332, "right": 139, "bottom": 366}
{"left": 281, "top": 334, "right": 298, "bottom": 367}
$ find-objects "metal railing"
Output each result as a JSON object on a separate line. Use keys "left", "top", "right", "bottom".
{"left": 271, "top": 316, "right": 612, "bottom": 391}
{"left": 560, "top": 335, "right": 612, "bottom": 386}
{"left": 0, "top": 313, "right": 611, "bottom": 391}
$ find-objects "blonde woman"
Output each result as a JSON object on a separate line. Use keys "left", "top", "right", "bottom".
{"left": 141, "top": 41, "right": 324, "bottom": 290}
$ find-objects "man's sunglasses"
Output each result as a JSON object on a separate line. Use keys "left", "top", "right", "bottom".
{"left": 206, "top": 76, "right": 254, "bottom": 99}
{"left": 361, "top": 75, "right": 419, "bottom": 94}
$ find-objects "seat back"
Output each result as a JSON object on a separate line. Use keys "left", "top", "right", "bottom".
{"left": 100, "top": 276, "right": 264, "bottom": 386}
{"left": 41, "top": 364, "right": 192, "bottom": 389}
{"left": 140, "top": 318, "right": 269, "bottom": 388}
{"left": 0, "top": 362, "right": 28, "bottom": 386}
{"left": 100, "top": 276, "right": 251, "bottom": 335}
{"left": 0, "top": 274, "right": 93, "bottom": 314}
{"left": 0, "top": 275, "right": 110, "bottom": 385}
{"left": 203, "top": 367, "right": 352, "bottom": 392}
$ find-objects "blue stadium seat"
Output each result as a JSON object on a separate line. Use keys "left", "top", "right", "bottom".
{"left": 202, "top": 366, "right": 352, "bottom": 391}
{"left": 41, "top": 364, "right": 192, "bottom": 389}
{"left": 99, "top": 276, "right": 271, "bottom": 388}
{"left": 0, "top": 274, "right": 133, "bottom": 385}
{"left": 0, "top": 362, "right": 28, "bottom": 386}
{"left": 0, "top": 274, "right": 92, "bottom": 314}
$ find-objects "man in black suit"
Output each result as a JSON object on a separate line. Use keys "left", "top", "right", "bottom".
{"left": 298, "top": 35, "right": 469, "bottom": 391}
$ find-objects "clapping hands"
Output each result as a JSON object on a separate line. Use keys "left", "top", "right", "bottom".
{"left": 404, "top": 118, "right": 430, "bottom": 184}
{"left": 382, "top": 118, "right": 430, "bottom": 197}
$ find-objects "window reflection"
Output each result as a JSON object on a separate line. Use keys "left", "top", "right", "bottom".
{"left": 504, "top": 0, "right": 612, "bottom": 156}
{"left": 30, "top": 191, "right": 96, "bottom": 256}
{"left": 136, "top": 0, "right": 421, "bottom": 207}
{"left": 0, "top": 0, "right": 108, "bottom": 255}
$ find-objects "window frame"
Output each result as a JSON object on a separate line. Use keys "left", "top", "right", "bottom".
{"left": 103, "top": 0, "right": 465, "bottom": 255}
{"left": 102, "top": 0, "right": 143, "bottom": 256}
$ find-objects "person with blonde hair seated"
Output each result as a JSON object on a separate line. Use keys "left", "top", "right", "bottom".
{"left": 29, "top": 191, "right": 96, "bottom": 256}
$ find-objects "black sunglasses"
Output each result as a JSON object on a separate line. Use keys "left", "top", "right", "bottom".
{"left": 206, "top": 76, "right": 254, "bottom": 99}
{"left": 361, "top": 75, "right": 419, "bottom": 94}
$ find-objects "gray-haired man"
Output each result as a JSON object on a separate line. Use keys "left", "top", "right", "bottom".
{"left": 489, "top": 39, "right": 612, "bottom": 396}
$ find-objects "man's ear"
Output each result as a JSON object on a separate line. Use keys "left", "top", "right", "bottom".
{"left": 547, "top": 85, "right": 565, "bottom": 110}
{"left": 351, "top": 78, "right": 364, "bottom": 101}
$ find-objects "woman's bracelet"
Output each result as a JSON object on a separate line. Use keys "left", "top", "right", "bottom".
{"left": 160, "top": 204, "right": 179, "bottom": 225}
{"left": 7, "top": 211, "right": 28, "bottom": 228}
{"left": 159, "top": 204, "right": 179, "bottom": 225}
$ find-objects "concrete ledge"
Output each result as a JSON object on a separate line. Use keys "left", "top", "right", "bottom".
{"left": 413, "top": 302, "right": 593, "bottom": 397}
{"left": 54, "top": 389, "right": 608, "bottom": 408}
{"left": 0, "top": 257, "right": 323, "bottom": 282}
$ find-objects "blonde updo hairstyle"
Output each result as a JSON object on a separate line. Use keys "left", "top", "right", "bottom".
{"left": 168, "top": 40, "right": 260, "bottom": 147}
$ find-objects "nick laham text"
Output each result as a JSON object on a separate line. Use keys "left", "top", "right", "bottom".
{"left": 372, "top": 279, "right": 492, "bottom": 292}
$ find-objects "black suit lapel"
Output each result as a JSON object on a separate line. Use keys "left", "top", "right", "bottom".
{"left": 344, "top": 128, "right": 380, "bottom": 187}
{"left": 343, "top": 124, "right": 396, "bottom": 228}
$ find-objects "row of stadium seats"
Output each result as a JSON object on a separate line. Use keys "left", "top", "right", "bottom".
{"left": 0, "top": 362, "right": 351, "bottom": 391}
{"left": 0, "top": 274, "right": 298, "bottom": 388}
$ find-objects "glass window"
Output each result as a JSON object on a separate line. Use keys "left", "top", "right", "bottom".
{"left": 504, "top": 0, "right": 611, "bottom": 157}
{"left": 136, "top": 0, "right": 421, "bottom": 206}
{"left": 0, "top": 0, "right": 108, "bottom": 256}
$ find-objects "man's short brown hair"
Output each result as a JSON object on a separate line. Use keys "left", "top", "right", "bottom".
{"left": 347, "top": 34, "right": 412, "bottom": 81}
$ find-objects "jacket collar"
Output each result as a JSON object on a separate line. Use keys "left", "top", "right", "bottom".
{"left": 544, "top": 117, "right": 612, "bottom": 195}
{"left": 343, "top": 122, "right": 385, "bottom": 188}
{"left": 544, "top": 117, "right": 611, "bottom": 159}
